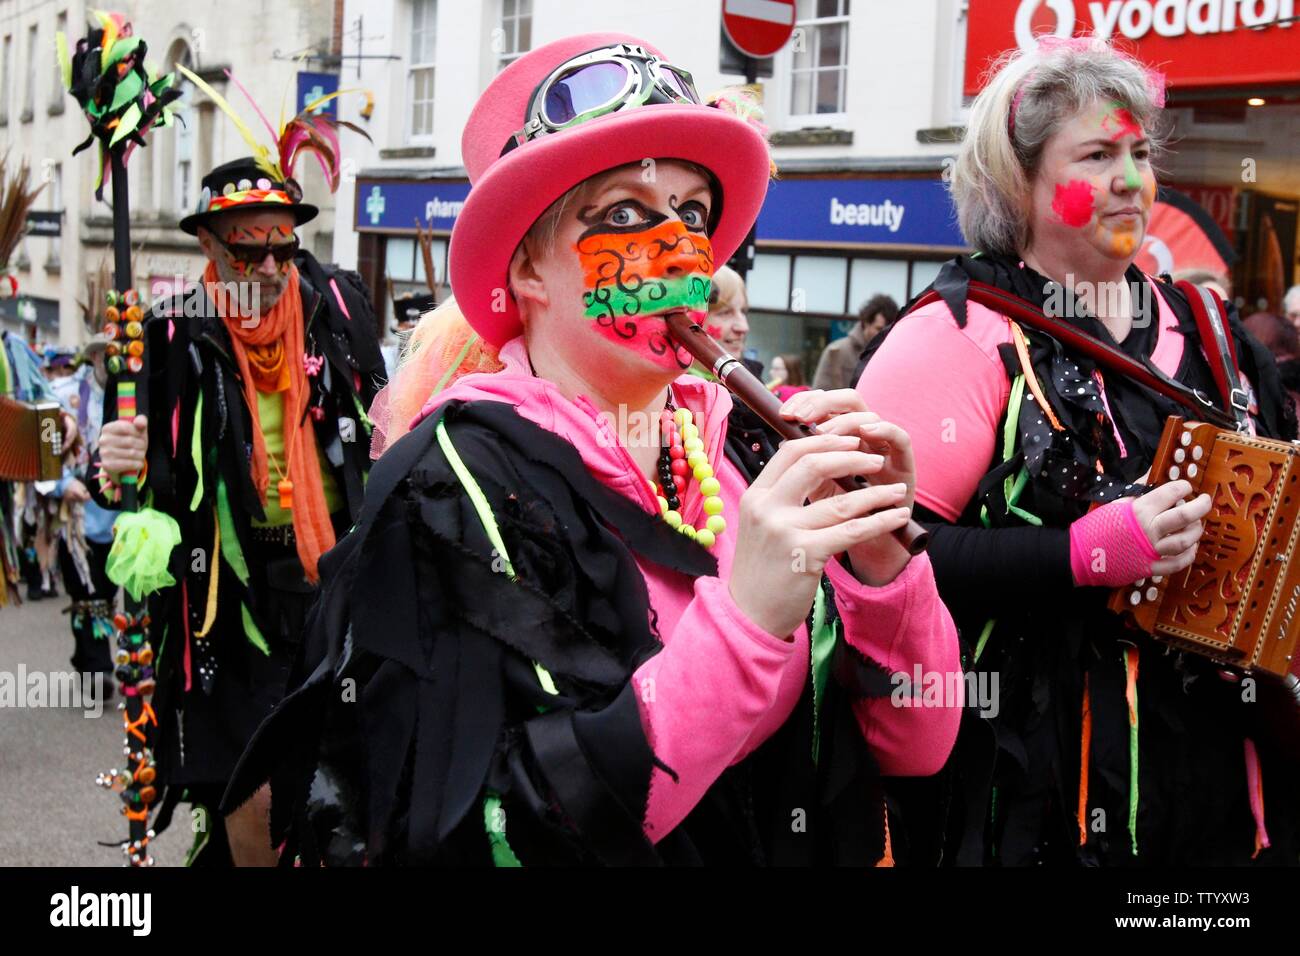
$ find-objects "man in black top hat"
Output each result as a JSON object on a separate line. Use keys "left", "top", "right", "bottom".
{"left": 96, "top": 157, "right": 386, "bottom": 865}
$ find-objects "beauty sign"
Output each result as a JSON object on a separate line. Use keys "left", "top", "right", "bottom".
{"left": 965, "top": 0, "right": 1300, "bottom": 93}
{"left": 756, "top": 178, "right": 966, "bottom": 249}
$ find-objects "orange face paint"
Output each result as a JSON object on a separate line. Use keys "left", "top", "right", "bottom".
{"left": 576, "top": 218, "right": 715, "bottom": 371}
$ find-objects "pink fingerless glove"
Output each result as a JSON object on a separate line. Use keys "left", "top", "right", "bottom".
{"left": 1069, "top": 498, "right": 1161, "bottom": 588}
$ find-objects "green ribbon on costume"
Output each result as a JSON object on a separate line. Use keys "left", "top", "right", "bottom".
{"left": 240, "top": 602, "right": 270, "bottom": 656}
{"left": 106, "top": 508, "right": 182, "bottom": 601}
{"left": 483, "top": 793, "right": 521, "bottom": 867}
{"left": 215, "top": 477, "right": 249, "bottom": 585}
{"left": 973, "top": 373, "right": 1047, "bottom": 664}
{"left": 189, "top": 391, "right": 204, "bottom": 512}
{"left": 810, "top": 584, "right": 837, "bottom": 765}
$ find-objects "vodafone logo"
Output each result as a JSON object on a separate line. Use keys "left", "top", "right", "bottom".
{"left": 1013, "top": 0, "right": 1294, "bottom": 46}
{"left": 1015, "top": 0, "right": 1076, "bottom": 49}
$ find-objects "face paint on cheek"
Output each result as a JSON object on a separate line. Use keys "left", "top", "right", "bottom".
{"left": 1051, "top": 179, "right": 1098, "bottom": 229}
{"left": 576, "top": 220, "right": 715, "bottom": 371}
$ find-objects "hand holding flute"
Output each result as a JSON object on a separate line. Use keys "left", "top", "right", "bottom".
{"left": 664, "top": 312, "right": 925, "bottom": 637}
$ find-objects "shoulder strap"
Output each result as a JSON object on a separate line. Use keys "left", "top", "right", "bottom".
{"left": 910, "top": 282, "right": 1237, "bottom": 430}
{"left": 1176, "top": 279, "right": 1248, "bottom": 429}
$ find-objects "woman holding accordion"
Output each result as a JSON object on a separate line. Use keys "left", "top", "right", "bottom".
{"left": 858, "top": 36, "right": 1299, "bottom": 865}
{"left": 223, "top": 32, "right": 961, "bottom": 866}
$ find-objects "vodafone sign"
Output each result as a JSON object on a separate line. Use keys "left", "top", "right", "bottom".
{"left": 965, "top": 0, "right": 1300, "bottom": 94}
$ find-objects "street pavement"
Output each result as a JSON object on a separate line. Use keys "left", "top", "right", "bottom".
{"left": 0, "top": 593, "right": 185, "bottom": 866}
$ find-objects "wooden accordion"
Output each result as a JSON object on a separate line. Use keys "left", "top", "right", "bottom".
{"left": 1109, "top": 417, "right": 1300, "bottom": 679}
{"left": 0, "top": 396, "right": 63, "bottom": 481}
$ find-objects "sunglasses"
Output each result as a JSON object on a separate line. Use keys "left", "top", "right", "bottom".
{"left": 501, "top": 44, "right": 700, "bottom": 156}
{"left": 213, "top": 233, "right": 300, "bottom": 270}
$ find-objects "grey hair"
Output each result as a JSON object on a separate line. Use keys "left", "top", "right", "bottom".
{"left": 951, "top": 36, "right": 1167, "bottom": 257}
{"left": 1285, "top": 284, "right": 1300, "bottom": 315}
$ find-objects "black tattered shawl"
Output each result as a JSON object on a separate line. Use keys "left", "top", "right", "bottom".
{"left": 224, "top": 399, "right": 896, "bottom": 866}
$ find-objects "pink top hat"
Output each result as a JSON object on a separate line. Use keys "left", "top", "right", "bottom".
{"left": 450, "top": 32, "right": 772, "bottom": 348}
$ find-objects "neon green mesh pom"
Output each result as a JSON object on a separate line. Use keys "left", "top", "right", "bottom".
{"left": 106, "top": 508, "right": 182, "bottom": 601}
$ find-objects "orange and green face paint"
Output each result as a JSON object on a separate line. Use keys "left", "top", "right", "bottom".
{"left": 575, "top": 210, "right": 714, "bottom": 371}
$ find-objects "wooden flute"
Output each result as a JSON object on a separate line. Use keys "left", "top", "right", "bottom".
{"left": 664, "top": 312, "right": 929, "bottom": 556}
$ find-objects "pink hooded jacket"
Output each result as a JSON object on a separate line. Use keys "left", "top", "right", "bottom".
{"left": 415, "top": 337, "right": 962, "bottom": 841}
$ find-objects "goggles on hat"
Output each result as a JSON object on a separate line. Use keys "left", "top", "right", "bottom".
{"left": 500, "top": 43, "right": 699, "bottom": 157}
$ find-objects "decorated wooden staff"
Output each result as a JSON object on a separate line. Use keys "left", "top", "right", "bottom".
{"left": 58, "top": 10, "right": 182, "bottom": 867}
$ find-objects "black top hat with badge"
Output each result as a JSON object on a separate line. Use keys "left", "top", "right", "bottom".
{"left": 179, "top": 157, "right": 318, "bottom": 236}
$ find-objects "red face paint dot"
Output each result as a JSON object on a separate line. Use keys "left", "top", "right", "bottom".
{"left": 1051, "top": 180, "right": 1097, "bottom": 229}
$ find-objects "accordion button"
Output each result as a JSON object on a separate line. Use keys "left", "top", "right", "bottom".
{"left": 1136, "top": 578, "right": 1146, "bottom": 586}
{"left": 1129, "top": 592, "right": 1141, "bottom": 606}
{"left": 1146, "top": 587, "right": 1159, "bottom": 601}
{"left": 1188, "top": 464, "right": 1198, "bottom": 478}
{"left": 1152, "top": 575, "right": 1164, "bottom": 583}
{"left": 1192, "top": 446, "right": 1203, "bottom": 460}
{"left": 1169, "top": 466, "right": 1180, "bottom": 480}
{"left": 1174, "top": 449, "right": 1185, "bottom": 462}
{"left": 1181, "top": 431, "right": 1192, "bottom": 446}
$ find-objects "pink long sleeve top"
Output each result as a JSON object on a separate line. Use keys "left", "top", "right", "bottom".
{"left": 421, "top": 337, "right": 962, "bottom": 841}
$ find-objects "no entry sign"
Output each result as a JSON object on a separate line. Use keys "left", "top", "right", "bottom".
{"left": 723, "top": 0, "right": 796, "bottom": 58}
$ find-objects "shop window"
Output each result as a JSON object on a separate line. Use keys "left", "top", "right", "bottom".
{"left": 748, "top": 253, "right": 791, "bottom": 310}
{"left": 792, "top": 255, "right": 847, "bottom": 314}
{"left": 909, "top": 259, "right": 944, "bottom": 297}
{"left": 849, "top": 258, "right": 907, "bottom": 314}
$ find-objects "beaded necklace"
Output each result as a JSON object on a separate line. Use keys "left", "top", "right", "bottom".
{"left": 649, "top": 398, "right": 726, "bottom": 548}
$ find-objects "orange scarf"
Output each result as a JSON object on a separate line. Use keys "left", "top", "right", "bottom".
{"left": 203, "top": 262, "right": 334, "bottom": 582}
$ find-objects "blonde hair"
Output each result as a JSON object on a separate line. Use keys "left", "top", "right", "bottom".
{"left": 709, "top": 265, "right": 747, "bottom": 312}
{"left": 951, "top": 36, "right": 1167, "bottom": 257}
{"left": 368, "top": 295, "right": 504, "bottom": 457}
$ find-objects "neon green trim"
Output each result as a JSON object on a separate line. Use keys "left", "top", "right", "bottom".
{"left": 430, "top": 334, "right": 477, "bottom": 399}
{"left": 483, "top": 792, "right": 522, "bottom": 867}
{"left": 973, "top": 618, "right": 996, "bottom": 664}
{"left": 436, "top": 417, "right": 557, "bottom": 700}
{"left": 436, "top": 419, "right": 516, "bottom": 580}
{"left": 240, "top": 602, "right": 270, "bottom": 656}
{"left": 189, "top": 391, "right": 205, "bottom": 512}
{"left": 215, "top": 478, "right": 250, "bottom": 585}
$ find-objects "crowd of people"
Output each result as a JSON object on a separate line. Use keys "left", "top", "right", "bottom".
{"left": 3, "top": 29, "right": 1299, "bottom": 868}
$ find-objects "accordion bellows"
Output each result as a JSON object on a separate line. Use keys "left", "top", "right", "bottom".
{"left": 1110, "top": 418, "right": 1300, "bottom": 680}
{"left": 0, "top": 397, "right": 63, "bottom": 481}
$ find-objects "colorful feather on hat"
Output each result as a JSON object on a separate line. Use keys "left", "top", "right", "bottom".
{"left": 174, "top": 64, "right": 280, "bottom": 181}
{"left": 179, "top": 65, "right": 372, "bottom": 194}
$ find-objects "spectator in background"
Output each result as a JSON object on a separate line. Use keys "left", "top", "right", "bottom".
{"left": 708, "top": 265, "right": 758, "bottom": 374}
{"left": 813, "top": 293, "right": 898, "bottom": 391}
{"left": 707, "top": 265, "right": 779, "bottom": 480}
{"left": 1285, "top": 284, "right": 1300, "bottom": 334}
{"left": 768, "top": 352, "right": 810, "bottom": 402}
{"left": 1242, "top": 311, "right": 1297, "bottom": 363}
{"left": 1172, "top": 268, "right": 1231, "bottom": 303}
